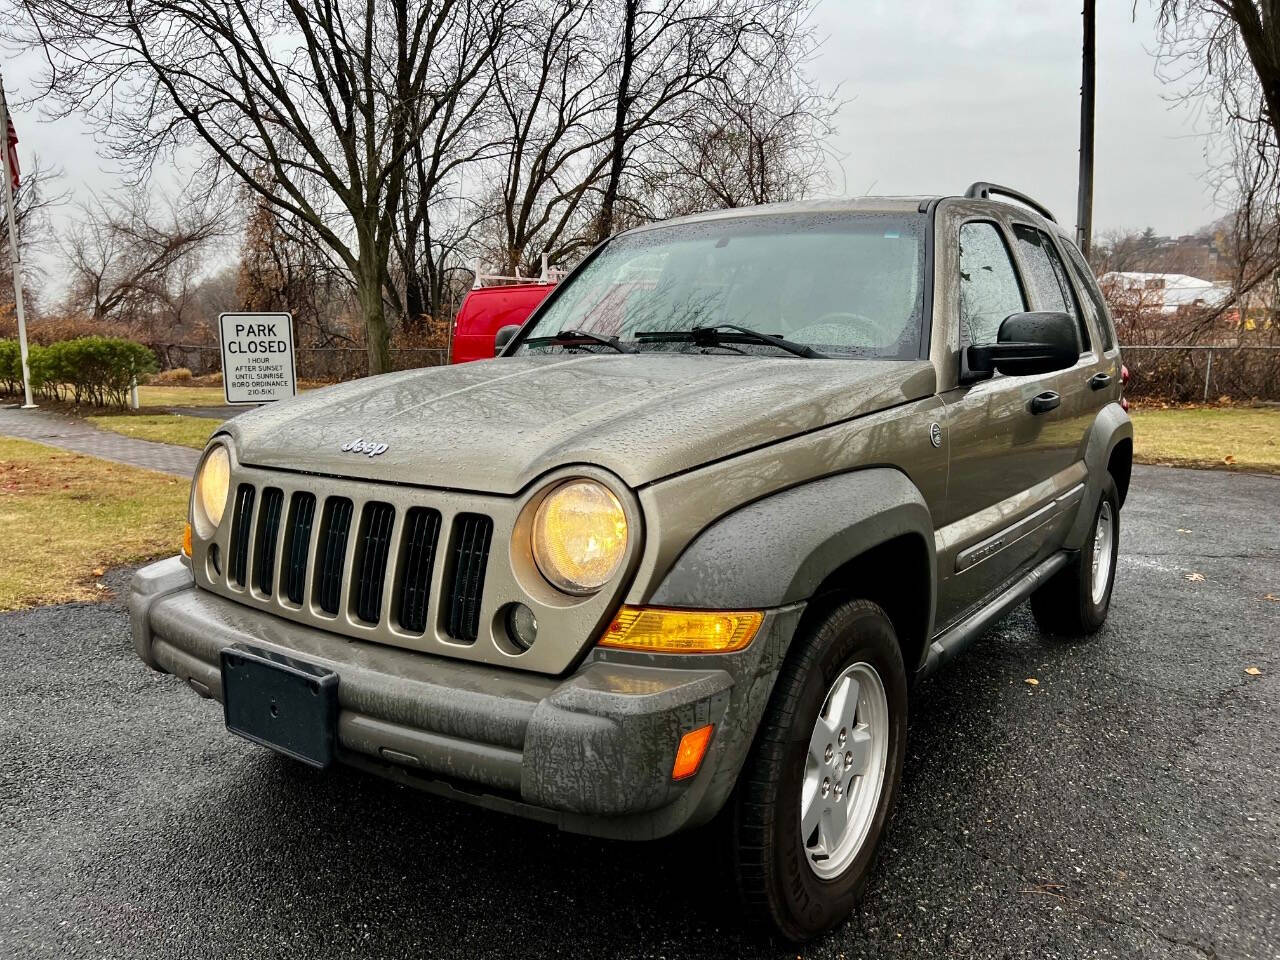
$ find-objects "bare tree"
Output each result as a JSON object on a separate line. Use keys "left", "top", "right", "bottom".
{"left": 482, "top": 0, "right": 829, "bottom": 275}
{"left": 61, "top": 187, "right": 225, "bottom": 335}
{"left": 238, "top": 184, "right": 359, "bottom": 349}
{"left": 389, "top": 44, "right": 505, "bottom": 333}
{"left": 1151, "top": 1, "right": 1280, "bottom": 334}
{"left": 639, "top": 53, "right": 838, "bottom": 217}
{"left": 602, "top": 0, "right": 836, "bottom": 226}
{"left": 0, "top": 157, "right": 62, "bottom": 320}
{"left": 1154, "top": 1, "right": 1280, "bottom": 151}
{"left": 6, "top": 0, "right": 516, "bottom": 374}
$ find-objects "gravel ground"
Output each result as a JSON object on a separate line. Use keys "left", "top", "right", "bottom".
{"left": 1, "top": 464, "right": 1277, "bottom": 960}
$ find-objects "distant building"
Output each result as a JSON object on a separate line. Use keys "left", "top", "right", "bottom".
{"left": 1099, "top": 271, "right": 1232, "bottom": 316}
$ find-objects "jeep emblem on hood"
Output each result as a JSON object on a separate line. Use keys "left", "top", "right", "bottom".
{"left": 340, "top": 438, "right": 389, "bottom": 457}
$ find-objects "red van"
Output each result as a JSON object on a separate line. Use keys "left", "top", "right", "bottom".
{"left": 451, "top": 259, "right": 568, "bottom": 363}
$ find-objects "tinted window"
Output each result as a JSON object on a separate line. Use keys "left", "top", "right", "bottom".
{"left": 1061, "top": 239, "right": 1117, "bottom": 350}
{"left": 517, "top": 213, "right": 926, "bottom": 359}
{"left": 1012, "top": 225, "right": 1090, "bottom": 352}
{"left": 958, "top": 221, "right": 1026, "bottom": 346}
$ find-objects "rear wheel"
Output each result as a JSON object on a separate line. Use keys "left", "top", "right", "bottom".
{"left": 1031, "top": 475, "right": 1120, "bottom": 636}
{"left": 731, "top": 600, "right": 907, "bottom": 942}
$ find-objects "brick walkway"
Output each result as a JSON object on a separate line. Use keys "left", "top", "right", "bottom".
{"left": 0, "top": 405, "right": 201, "bottom": 478}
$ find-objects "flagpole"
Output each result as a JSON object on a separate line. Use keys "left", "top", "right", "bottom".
{"left": 0, "top": 73, "right": 35, "bottom": 408}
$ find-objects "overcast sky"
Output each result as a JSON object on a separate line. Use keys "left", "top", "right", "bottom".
{"left": 3, "top": 0, "right": 1222, "bottom": 281}
{"left": 808, "top": 1, "right": 1221, "bottom": 235}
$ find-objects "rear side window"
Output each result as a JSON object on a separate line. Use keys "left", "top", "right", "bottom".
{"left": 1060, "top": 239, "right": 1117, "bottom": 350}
{"left": 958, "top": 221, "right": 1026, "bottom": 346}
{"left": 1012, "top": 225, "right": 1090, "bottom": 351}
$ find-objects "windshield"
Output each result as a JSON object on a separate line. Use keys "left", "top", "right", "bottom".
{"left": 515, "top": 212, "right": 926, "bottom": 359}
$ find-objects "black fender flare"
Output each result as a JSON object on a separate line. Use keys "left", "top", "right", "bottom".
{"left": 649, "top": 468, "right": 936, "bottom": 625}
{"left": 1065, "top": 401, "right": 1133, "bottom": 549}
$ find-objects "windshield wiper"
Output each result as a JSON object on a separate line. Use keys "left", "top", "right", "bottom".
{"left": 635, "top": 324, "right": 826, "bottom": 359}
{"left": 524, "top": 329, "right": 633, "bottom": 353}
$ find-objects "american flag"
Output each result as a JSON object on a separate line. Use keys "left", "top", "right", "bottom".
{"left": 5, "top": 107, "right": 17, "bottom": 192}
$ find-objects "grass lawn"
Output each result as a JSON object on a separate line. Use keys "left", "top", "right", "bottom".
{"left": 1131, "top": 406, "right": 1280, "bottom": 474}
{"left": 0, "top": 437, "right": 188, "bottom": 610}
{"left": 136, "top": 384, "right": 231, "bottom": 409}
{"left": 86, "top": 413, "right": 221, "bottom": 449}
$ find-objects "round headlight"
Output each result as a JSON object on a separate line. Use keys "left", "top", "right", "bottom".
{"left": 192, "top": 444, "right": 231, "bottom": 538}
{"left": 532, "top": 480, "right": 628, "bottom": 594}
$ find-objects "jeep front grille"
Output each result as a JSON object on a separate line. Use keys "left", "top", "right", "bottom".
{"left": 213, "top": 481, "right": 492, "bottom": 645}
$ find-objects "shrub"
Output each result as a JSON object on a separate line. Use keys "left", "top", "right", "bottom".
{"left": 0, "top": 339, "right": 48, "bottom": 396}
{"left": 149, "top": 366, "right": 194, "bottom": 384}
{"left": 0, "top": 339, "right": 24, "bottom": 394}
{"left": 1, "top": 336, "right": 156, "bottom": 408}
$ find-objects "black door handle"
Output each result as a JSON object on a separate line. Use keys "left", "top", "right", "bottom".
{"left": 1089, "top": 372, "right": 1111, "bottom": 390}
{"left": 1030, "top": 391, "right": 1060, "bottom": 414}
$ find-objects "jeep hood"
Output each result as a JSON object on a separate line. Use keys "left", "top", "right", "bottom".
{"left": 222, "top": 354, "right": 936, "bottom": 494}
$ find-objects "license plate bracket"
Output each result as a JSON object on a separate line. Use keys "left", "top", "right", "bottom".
{"left": 220, "top": 643, "right": 338, "bottom": 768}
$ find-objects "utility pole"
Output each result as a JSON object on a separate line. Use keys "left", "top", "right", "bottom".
{"left": 1076, "top": 0, "right": 1096, "bottom": 259}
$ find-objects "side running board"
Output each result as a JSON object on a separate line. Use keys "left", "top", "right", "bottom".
{"left": 917, "top": 551, "right": 1071, "bottom": 681}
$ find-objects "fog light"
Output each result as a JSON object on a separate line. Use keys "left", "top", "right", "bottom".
{"left": 505, "top": 603, "right": 538, "bottom": 651}
{"left": 672, "top": 724, "right": 714, "bottom": 781}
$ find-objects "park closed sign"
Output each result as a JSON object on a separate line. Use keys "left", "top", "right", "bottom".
{"left": 218, "top": 312, "right": 297, "bottom": 405}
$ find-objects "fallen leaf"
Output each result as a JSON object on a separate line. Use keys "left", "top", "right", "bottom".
{"left": 91, "top": 567, "right": 104, "bottom": 577}
{"left": 1177, "top": 528, "right": 1192, "bottom": 534}
{"left": 1185, "top": 572, "right": 1206, "bottom": 582}
{"left": 1223, "top": 454, "right": 1237, "bottom": 464}
{"left": 1260, "top": 594, "right": 1279, "bottom": 603}
{"left": 1025, "top": 677, "right": 1040, "bottom": 686}
{"left": 1245, "top": 667, "right": 1262, "bottom": 676}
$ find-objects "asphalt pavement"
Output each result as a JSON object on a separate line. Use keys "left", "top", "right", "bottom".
{"left": 1, "top": 464, "right": 1277, "bottom": 959}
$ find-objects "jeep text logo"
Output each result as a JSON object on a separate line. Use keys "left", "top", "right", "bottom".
{"left": 340, "top": 438, "right": 389, "bottom": 457}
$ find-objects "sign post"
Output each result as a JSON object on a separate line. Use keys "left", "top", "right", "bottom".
{"left": 218, "top": 312, "right": 297, "bottom": 405}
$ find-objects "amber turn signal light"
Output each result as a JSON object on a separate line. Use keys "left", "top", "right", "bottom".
{"left": 181, "top": 522, "right": 193, "bottom": 558}
{"left": 672, "top": 724, "right": 714, "bottom": 781}
{"left": 598, "top": 606, "right": 763, "bottom": 654}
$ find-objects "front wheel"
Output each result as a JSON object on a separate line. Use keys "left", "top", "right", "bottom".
{"left": 1031, "top": 474, "right": 1120, "bottom": 636}
{"left": 731, "top": 600, "right": 907, "bottom": 942}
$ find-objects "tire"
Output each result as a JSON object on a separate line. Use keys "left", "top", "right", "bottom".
{"left": 731, "top": 600, "right": 908, "bottom": 942}
{"left": 1031, "top": 474, "right": 1120, "bottom": 636}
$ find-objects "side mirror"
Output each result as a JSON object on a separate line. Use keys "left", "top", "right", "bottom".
{"left": 494, "top": 324, "right": 520, "bottom": 356}
{"left": 965, "top": 311, "right": 1079, "bottom": 379}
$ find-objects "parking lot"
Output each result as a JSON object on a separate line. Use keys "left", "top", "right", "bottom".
{"left": 1, "top": 464, "right": 1277, "bottom": 959}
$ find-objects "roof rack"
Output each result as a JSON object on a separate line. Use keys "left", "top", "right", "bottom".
{"left": 472, "top": 252, "right": 567, "bottom": 289}
{"left": 964, "top": 182, "right": 1057, "bottom": 223}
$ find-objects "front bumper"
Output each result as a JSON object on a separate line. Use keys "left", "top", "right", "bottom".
{"left": 130, "top": 557, "right": 802, "bottom": 839}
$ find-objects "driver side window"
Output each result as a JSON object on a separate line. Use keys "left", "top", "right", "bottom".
{"left": 958, "top": 221, "right": 1026, "bottom": 347}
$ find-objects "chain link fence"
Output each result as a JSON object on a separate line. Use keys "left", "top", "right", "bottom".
{"left": 1120, "top": 345, "right": 1280, "bottom": 403}
{"left": 149, "top": 340, "right": 1279, "bottom": 402}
